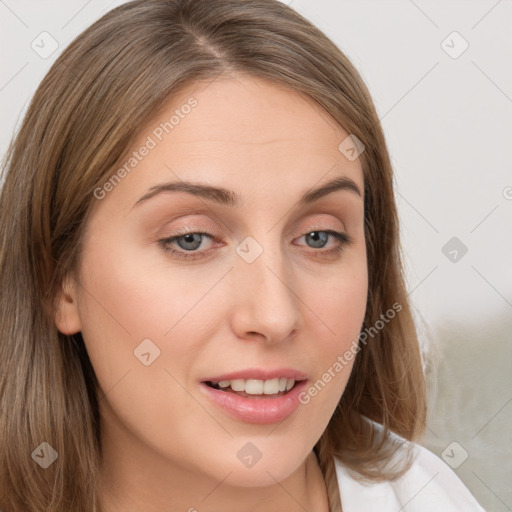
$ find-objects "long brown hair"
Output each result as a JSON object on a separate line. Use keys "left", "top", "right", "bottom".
{"left": 0, "top": 1, "right": 426, "bottom": 510}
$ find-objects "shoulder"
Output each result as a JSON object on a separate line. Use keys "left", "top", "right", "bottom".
{"left": 333, "top": 439, "right": 486, "bottom": 512}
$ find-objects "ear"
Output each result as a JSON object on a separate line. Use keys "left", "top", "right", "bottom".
{"left": 54, "top": 273, "right": 82, "bottom": 335}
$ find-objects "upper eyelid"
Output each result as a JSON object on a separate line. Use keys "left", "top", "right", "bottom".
{"left": 163, "top": 225, "right": 346, "bottom": 240}
{"left": 160, "top": 212, "right": 347, "bottom": 236}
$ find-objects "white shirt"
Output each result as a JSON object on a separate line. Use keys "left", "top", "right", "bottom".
{"left": 334, "top": 441, "right": 486, "bottom": 511}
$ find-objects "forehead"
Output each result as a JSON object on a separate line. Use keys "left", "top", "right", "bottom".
{"left": 96, "top": 73, "right": 364, "bottom": 213}
{"left": 152, "top": 73, "right": 354, "bottom": 156}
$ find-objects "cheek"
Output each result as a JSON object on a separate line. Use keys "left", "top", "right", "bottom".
{"left": 320, "top": 271, "right": 366, "bottom": 333}
{"left": 307, "top": 250, "right": 368, "bottom": 350}
{"left": 75, "top": 236, "right": 222, "bottom": 457}
{"left": 299, "top": 250, "right": 368, "bottom": 402}
{"left": 77, "top": 227, "right": 223, "bottom": 340}
{"left": 74, "top": 227, "right": 237, "bottom": 423}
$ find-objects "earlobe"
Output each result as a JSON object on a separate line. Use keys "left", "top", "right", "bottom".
{"left": 54, "top": 274, "right": 82, "bottom": 335}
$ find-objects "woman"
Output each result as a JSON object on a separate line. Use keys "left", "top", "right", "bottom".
{"left": 0, "top": 0, "right": 486, "bottom": 510}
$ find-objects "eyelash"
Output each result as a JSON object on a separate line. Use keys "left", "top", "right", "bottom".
{"left": 158, "top": 229, "right": 353, "bottom": 261}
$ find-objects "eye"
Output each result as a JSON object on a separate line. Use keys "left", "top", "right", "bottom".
{"left": 294, "top": 230, "right": 353, "bottom": 257}
{"left": 158, "top": 228, "right": 353, "bottom": 261}
{"left": 158, "top": 230, "right": 217, "bottom": 260}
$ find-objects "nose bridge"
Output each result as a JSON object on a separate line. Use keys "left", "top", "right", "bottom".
{"left": 230, "top": 232, "right": 301, "bottom": 341}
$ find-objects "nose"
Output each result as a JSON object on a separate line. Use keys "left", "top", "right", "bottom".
{"left": 229, "top": 239, "right": 302, "bottom": 344}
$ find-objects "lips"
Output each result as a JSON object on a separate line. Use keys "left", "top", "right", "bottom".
{"left": 199, "top": 367, "right": 309, "bottom": 424}
{"left": 199, "top": 379, "right": 308, "bottom": 424}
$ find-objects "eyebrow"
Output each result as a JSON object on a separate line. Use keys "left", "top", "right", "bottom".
{"left": 132, "top": 175, "right": 362, "bottom": 210}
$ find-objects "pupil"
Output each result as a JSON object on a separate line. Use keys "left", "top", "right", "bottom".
{"left": 178, "top": 233, "right": 202, "bottom": 250}
{"left": 307, "top": 231, "right": 327, "bottom": 248}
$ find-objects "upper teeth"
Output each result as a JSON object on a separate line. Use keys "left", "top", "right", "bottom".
{"left": 216, "top": 378, "right": 296, "bottom": 394}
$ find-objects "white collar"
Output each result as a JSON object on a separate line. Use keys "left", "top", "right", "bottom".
{"left": 332, "top": 440, "right": 486, "bottom": 511}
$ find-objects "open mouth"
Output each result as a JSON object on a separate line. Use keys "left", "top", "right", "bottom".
{"left": 200, "top": 377, "right": 308, "bottom": 424}
{"left": 204, "top": 378, "right": 303, "bottom": 399}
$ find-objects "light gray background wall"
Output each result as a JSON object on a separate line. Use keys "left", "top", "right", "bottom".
{"left": 1, "top": 1, "right": 511, "bottom": 510}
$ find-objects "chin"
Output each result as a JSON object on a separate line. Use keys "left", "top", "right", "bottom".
{"left": 199, "top": 442, "right": 309, "bottom": 488}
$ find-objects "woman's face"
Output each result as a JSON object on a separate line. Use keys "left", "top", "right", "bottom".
{"left": 56, "top": 74, "right": 367, "bottom": 495}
